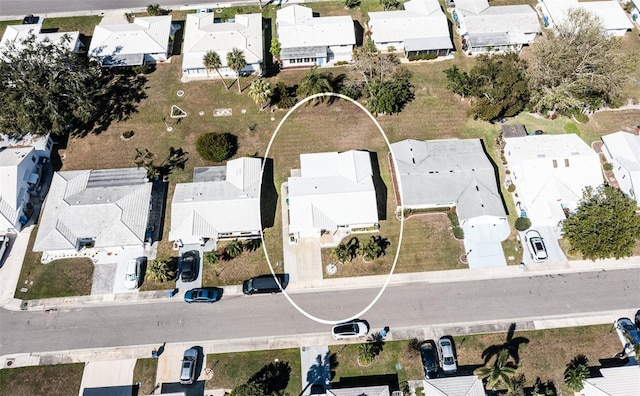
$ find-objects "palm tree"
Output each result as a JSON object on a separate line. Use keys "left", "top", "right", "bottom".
{"left": 226, "top": 48, "right": 246, "bottom": 93}
{"left": 297, "top": 65, "right": 333, "bottom": 103}
{"left": 475, "top": 349, "right": 518, "bottom": 392}
{"left": 203, "top": 50, "right": 227, "bottom": 89}
{"left": 331, "top": 243, "right": 351, "bottom": 264}
{"left": 224, "top": 239, "right": 244, "bottom": 259}
{"left": 147, "top": 259, "right": 175, "bottom": 282}
{"left": 564, "top": 355, "right": 589, "bottom": 392}
{"left": 248, "top": 79, "right": 272, "bottom": 110}
{"left": 358, "top": 237, "right": 378, "bottom": 262}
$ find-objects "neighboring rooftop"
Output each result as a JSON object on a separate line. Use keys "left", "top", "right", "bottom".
{"left": 276, "top": 4, "right": 356, "bottom": 48}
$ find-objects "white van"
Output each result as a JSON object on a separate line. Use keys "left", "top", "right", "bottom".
{"left": 124, "top": 258, "right": 141, "bottom": 289}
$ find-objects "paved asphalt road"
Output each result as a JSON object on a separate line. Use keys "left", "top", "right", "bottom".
{"left": 1, "top": 269, "right": 638, "bottom": 356}
{"left": 0, "top": 0, "right": 259, "bottom": 18}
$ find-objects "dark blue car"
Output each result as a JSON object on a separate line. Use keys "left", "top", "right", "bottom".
{"left": 184, "top": 287, "right": 223, "bottom": 303}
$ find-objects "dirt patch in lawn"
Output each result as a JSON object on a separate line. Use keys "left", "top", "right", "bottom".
{"left": 133, "top": 358, "right": 158, "bottom": 395}
{"left": 0, "top": 363, "right": 85, "bottom": 396}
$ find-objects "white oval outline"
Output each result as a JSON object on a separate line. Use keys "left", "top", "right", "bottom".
{"left": 259, "top": 92, "right": 405, "bottom": 325}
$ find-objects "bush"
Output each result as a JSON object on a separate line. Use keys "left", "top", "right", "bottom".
{"left": 340, "top": 81, "right": 364, "bottom": 100}
{"left": 203, "top": 251, "right": 220, "bottom": 267}
{"left": 447, "top": 212, "right": 459, "bottom": 227}
{"left": 272, "top": 82, "right": 298, "bottom": 109}
{"left": 334, "top": 60, "right": 349, "bottom": 66}
{"left": 564, "top": 122, "right": 579, "bottom": 134}
{"left": 122, "top": 130, "right": 134, "bottom": 139}
{"left": 387, "top": 45, "right": 396, "bottom": 53}
{"left": 195, "top": 132, "right": 238, "bottom": 162}
{"left": 507, "top": 184, "right": 516, "bottom": 193}
{"left": 603, "top": 162, "right": 613, "bottom": 171}
{"left": 408, "top": 53, "right": 438, "bottom": 61}
{"left": 344, "top": 0, "right": 361, "bottom": 8}
{"left": 132, "top": 64, "right": 152, "bottom": 75}
{"left": 515, "top": 217, "right": 531, "bottom": 231}
{"left": 452, "top": 226, "right": 464, "bottom": 239}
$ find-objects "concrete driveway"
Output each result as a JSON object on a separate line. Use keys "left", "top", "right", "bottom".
{"left": 91, "top": 247, "right": 146, "bottom": 295}
{"left": 79, "top": 359, "right": 136, "bottom": 395}
{"left": 176, "top": 245, "right": 204, "bottom": 293}
{"left": 462, "top": 221, "right": 510, "bottom": 268}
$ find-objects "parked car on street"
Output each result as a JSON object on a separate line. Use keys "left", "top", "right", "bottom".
{"left": 331, "top": 320, "right": 369, "bottom": 340}
{"left": 242, "top": 274, "right": 287, "bottom": 295}
{"left": 180, "top": 250, "right": 199, "bottom": 282}
{"left": 184, "top": 287, "right": 223, "bottom": 303}
{"left": 420, "top": 340, "right": 439, "bottom": 379}
{"left": 180, "top": 348, "right": 198, "bottom": 385}
{"left": 525, "top": 230, "right": 548, "bottom": 261}
{"left": 437, "top": 337, "right": 457, "bottom": 375}
{"left": 614, "top": 317, "right": 640, "bottom": 355}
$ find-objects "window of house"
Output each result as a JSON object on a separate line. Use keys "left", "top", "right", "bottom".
{"left": 552, "top": 159, "right": 557, "bottom": 168}
{"left": 564, "top": 159, "right": 569, "bottom": 167}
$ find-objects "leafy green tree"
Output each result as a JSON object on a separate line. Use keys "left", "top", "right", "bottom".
{"left": 269, "top": 38, "right": 281, "bottom": 61}
{"left": 563, "top": 185, "right": 640, "bottom": 260}
{"left": 229, "top": 382, "right": 266, "bottom": 396}
{"left": 248, "top": 79, "right": 272, "bottom": 110}
{"left": 475, "top": 349, "right": 518, "bottom": 392}
{"left": 297, "top": 65, "right": 333, "bottom": 103}
{"left": 364, "top": 76, "right": 412, "bottom": 116}
{"left": 528, "top": 7, "right": 636, "bottom": 114}
{"left": 0, "top": 33, "right": 109, "bottom": 136}
{"left": 146, "top": 4, "right": 163, "bottom": 15}
{"left": 514, "top": 217, "right": 531, "bottom": 231}
{"left": 195, "top": 132, "right": 238, "bottom": 162}
{"left": 147, "top": 259, "right": 175, "bottom": 282}
{"left": 353, "top": 37, "right": 379, "bottom": 84}
{"left": 358, "top": 333, "right": 385, "bottom": 365}
{"left": 203, "top": 50, "right": 227, "bottom": 88}
{"left": 563, "top": 355, "right": 589, "bottom": 392}
{"left": 467, "top": 53, "right": 529, "bottom": 122}
{"left": 507, "top": 373, "right": 526, "bottom": 396}
{"left": 134, "top": 148, "right": 159, "bottom": 179}
{"left": 224, "top": 239, "right": 244, "bottom": 260}
{"left": 345, "top": 0, "right": 361, "bottom": 9}
{"left": 227, "top": 48, "right": 247, "bottom": 93}
{"left": 271, "top": 82, "right": 298, "bottom": 108}
{"left": 380, "top": 0, "right": 401, "bottom": 11}
{"left": 358, "top": 237, "right": 379, "bottom": 261}
{"left": 443, "top": 65, "right": 473, "bottom": 99}
{"left": 331, "top": 243, "right": 351, "bottom": 264}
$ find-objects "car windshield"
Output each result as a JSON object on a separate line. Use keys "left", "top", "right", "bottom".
{"left": 444, "top": 356, "right": 455, "bottom": 365}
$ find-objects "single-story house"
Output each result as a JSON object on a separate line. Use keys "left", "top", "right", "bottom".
{"left": 88, "top": 16, "right": 177, "bottom": 67}
{"left": 169, "top": 157, "right": 263, "bottom": 248}
{"left": 390, "top": 139, "right": 506, "bottom": 224}
{"left": 453, "top": 0, "right": 541, "bottom": 54}
{"left": 0, "top": 19, "right": 82, "bottom": 54}
{"left": 504, "top": 134, "right": 604, "bottom": 227}
{"left": 423, "top": 375, "right": 486, "bottom": 396}
{"left": 601, "top": 131, "right": 640, "bottom": 205}
{"left": 287, "top": 150, "right": 378, "bottom": 241}
{"left": 33, "top": 168, "right": 153, "bottom": 255}
{"left": 538, "top": 0, "right": 633, "bottom": 37}
{"left": 580, "top": 362, "right": 640, "bottom": 396}
{"left": 181, "top": 12, "right": 264, "bottom": 80}
{"left": 0, "top": 134, "right": 53, "bottom": 233}
{"left": 367, "top": 0, "right": 453, "bottom": 58}
{"left": 276, "top": 4, "right": 356, "bottom": 68}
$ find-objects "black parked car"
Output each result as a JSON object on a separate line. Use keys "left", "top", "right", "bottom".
{"left": 180, "top": 250, "right": 199, "bottom": 282}
{"left": 420, "top": 340, "right": 439, "bottom": 379}
{"left": 22, "top": 14, "right": 40, "bottom": 24}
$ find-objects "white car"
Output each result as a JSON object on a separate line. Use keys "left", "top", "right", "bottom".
{"left": 525, "top": 230, "right": 548, "bottom": 262}
{"left": 0, "top": 235, "right": 9, "bottom": 263}
{"left": 331, "top": 320, "right": 369, "bottom": 340}
{"left": 124, "top": 258, "right": 142, "bottom": 289}
{"left": 438, "top": 337, "right": 457, "bottom": 375}
{"left": 180, "top": 348, "right": 198, "bottom": 385}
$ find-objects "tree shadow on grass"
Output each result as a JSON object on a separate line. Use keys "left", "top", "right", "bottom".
{"left": 248, "top": 360, "right": 291, "bottom": 395}
{"left": 79, "top": 68, "right": 148, "bottom": 136}
{"left": 481, "top": 322, "right": 529, "bottom": 365}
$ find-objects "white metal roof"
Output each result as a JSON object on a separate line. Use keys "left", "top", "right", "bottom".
{"left": 182, "top": 13, "right": 263, "bottom": 71}
{"left": 504, "top": 134, "right": 604, "bottom": 226}
{"left": 368, "top": 0, "right": 452, "bottom": 47}
{"left": 453, "top": 0, "right": 490, "bottom": 15}
{"left": 288, "top": 151, "right": 378, "bottom": 236}
{"left": 540, "top": 0, "right": 633, "bottom": 32}
{"left": 276, "top": 5, "right": 355, "bottom": 48}
{"left": 34, "top": 168, "right": 152, "bottom": 252}
{"left": 581, "top": 364, "right": 640, "bottom": 396}
{"left": 88, "top": 16, "right": 172, "bottom": 65}
{"left": 0, "top": 20, "right": 80, "bottom": 54}
{"left": 391, "top": 139, "right": 506, "bottom": 221}
{"left": 423, "top": 375, "right": 486, "bottom": 396}
{"left": 169, "top": 157, "right": 262, "bottom": 241}
{"left": 463, "top": 5, "right": 541, "bottom": 37}
{"left": 601, "top": 131, "right": 640, "bottom": 204}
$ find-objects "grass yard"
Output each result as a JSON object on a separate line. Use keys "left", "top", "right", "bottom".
{"left": 15, "top": 226, "right": 94, "bottom": 299}
{"left": 454, "top": 324, "right": 624, "bottom": 395}
{"left": 329, "top": 340, "right": 424, "bottom": 387}
{"left": 0, "top": 363, "right": 85, "bottom": 396}
{"left": 132, "top": 358, "right": 158, "bottom": 395}
{"left": 205, "top": 348, "right": 301, "bottom": 394}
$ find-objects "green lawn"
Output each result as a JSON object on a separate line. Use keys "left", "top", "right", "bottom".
{"left": 205, "top": 348, "right": 301, "bottom": 394}
{"left": 0, "top": 363, "right": 85, "bottom": 396}
{"left": 132, "top": 358, "right": 158, "bottom": 395}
